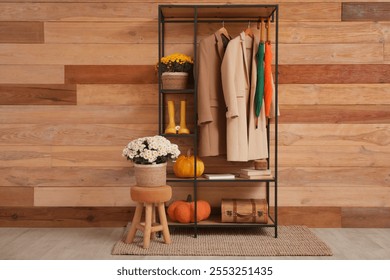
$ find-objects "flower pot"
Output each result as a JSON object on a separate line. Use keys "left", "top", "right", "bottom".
{"left": 133, "top": 162, "right": 167, "bottom": 187}
{"left": 161, "top": 72, "right": 188, "bottom": 90}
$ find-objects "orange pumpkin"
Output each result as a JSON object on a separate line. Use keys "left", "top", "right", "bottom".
{"left": 167, "top": 195, "right": 211, "bottom": 223}
{"left": 173, "top": 149, "right": 204, "bottom": 178}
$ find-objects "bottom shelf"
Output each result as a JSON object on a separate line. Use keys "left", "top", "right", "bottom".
{"left": 168, "top": 214, "right": 275, "bottom": 228}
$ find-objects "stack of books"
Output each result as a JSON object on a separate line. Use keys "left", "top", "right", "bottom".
{"left": 239, "top": 168, "right": 273, "bottom": 179}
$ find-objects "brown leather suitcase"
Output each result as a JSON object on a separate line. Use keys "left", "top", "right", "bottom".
{"left": 221, "top": 199, "right": 268, "bottom": 223}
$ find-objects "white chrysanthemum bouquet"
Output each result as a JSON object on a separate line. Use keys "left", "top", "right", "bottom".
{"left": 122, "top": 135, "right": 180, "bottom": 165}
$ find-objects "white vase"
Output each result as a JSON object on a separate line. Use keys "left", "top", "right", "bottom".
{"left": 133, "top": 162, "right": 167, "bottom": 187}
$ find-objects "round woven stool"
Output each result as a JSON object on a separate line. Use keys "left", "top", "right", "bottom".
{"left": 125, "top": 185, "right": 172, "bottom": 249}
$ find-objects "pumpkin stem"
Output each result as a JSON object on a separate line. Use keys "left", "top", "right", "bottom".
{"left": 186, "top": 194, "right": 192, "bottom": 202}
{"left": 186, "top": 148, "right": 192, "bottom": 157}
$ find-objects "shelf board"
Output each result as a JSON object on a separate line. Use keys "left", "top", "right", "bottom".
{"left": 160, "top": 4, "right": 277, "bottom": 21}
{"left": 161, "top": 89, "right": 194, "bottom": 94}
{"left": 167, "top": 174, "right": 275, "bottom": 183}
{"left": 161, "top": 133, "right": 196, "bottom": 138}
{"left": 168, "top": 215, "right": 275, "bottom": 228}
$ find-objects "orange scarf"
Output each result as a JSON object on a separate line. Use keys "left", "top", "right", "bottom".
{"left": 264, "top": 41, "right": 273, "bottom": 117}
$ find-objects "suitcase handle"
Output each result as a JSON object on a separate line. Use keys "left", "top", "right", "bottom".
{"left": 227, "top": 211, "right": 263, "bottom": 217}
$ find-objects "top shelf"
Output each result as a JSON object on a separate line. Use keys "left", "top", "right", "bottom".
{"left": 159, "top": 4, "right": 278, "bottom": 22}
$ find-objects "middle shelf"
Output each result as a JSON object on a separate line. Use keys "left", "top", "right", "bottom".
{"left": 167, "top": 173, "right": 275, "bottom": 183}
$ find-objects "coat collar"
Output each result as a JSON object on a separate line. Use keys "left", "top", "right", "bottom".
{"left": 215, "top": 28, "right": 231, "bottom": 60}
{"left": 239, "top": 32, "right": 259, "bottom": 86}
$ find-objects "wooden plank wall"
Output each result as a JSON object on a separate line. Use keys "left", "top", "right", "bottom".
{"left": 0, "top": 0, "right": 389, "bottom": 227}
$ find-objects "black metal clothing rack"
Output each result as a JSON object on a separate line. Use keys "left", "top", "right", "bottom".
{"left": 158, "top": 4, "right": 279, "bottom": 238}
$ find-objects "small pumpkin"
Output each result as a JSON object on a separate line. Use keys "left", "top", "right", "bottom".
{"left": 173, "top": 149, "right": 205, "bottom": 178}
{"left": 167, "top": 195, "right": 211, "bottom": 223}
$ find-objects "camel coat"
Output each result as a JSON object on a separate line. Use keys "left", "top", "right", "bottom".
{"left": 197, "top": 29, "right": 230, "bottom": 157}
{"left": 221, "top": 32, "right": 269, "bottom": 162}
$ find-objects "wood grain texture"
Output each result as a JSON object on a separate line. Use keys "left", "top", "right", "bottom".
{"left": 0, "top": 3, "right": 156, "bottom": 21}
{"left": 280, "top": 43, "right": 384, "bottom": 64}
{"left": 45, "top": 20, "right": 387, "bottom": 45}
{"left": 279, "top": 167, "right": 390, "bottom": 188}
{"left": 279, "top": 84, "right": 390, "bottom": 105}
{"left": 69, "top": 125, "right": 158, "bottom": 147}
{"left": 280, "top": 21, "right": 385, "bottom": 44}
{"left": 77, "top": 84, "right": 158, "bottom": 105}
{"left": 51, "top": 124, "right": 158, "bottom": 146}
{"left": 0, "top": 65, "right": 64, "bottom": 84}
{"left": 279, "top": 186, "right": 390, "bottom": 207}
{"left": 277, "top": 207, "right": 341, "bottom": 227}
{"left": 278, "top": 145, "right": 390, "bottom": 167}
{"left": 34, "top": 186, "right": 133, "bottom": 207}
{"left": 0, "top": 146, "right": 51, "bottom": 167}
{"left": 0, "top": 106, "right": 158, "bottom": 124}
{"left": 384, "top": 38, "right": 390, "bottom": 63}
{"left": 0, "top": 187, "right": 33, "bottom": 207}
{"left": 51, "top": 146, "right": 128, "bottom": 167}
{"left": 279, "top": 105, "right": 390, "bottom": 124}
{"left": 65, "top": 65, "right": 157, "bottom": 84}
{"left": 1, "top": 206, "right": 389, "bottom": 228}
{"left": 0, "top": 167, "right": 134, "bottom": 187}
{"left": 45, "top": 21, "right": 158, "bottom": 44}
{"left": 277, "top": 124, "right": 390, "bottom": 146}
{"left": 0, "top": 44, "right": 158, "bottom": 65}
{"left": 279, "top": 2, "right": 340, "bottom": 22}
{"left": 341, "top": 207, "right": 390, "bottom": 228}
{"left": 0, "top": 124, "right": 54, "bottom": 146}
{"left": 0, "top": 207, "right": 133, "bottom": 227}
{"left": 0, "top": 2, "right": 338, "bottom": 22}
{"left": 0, "top": 84, "right": 76, "bottom": 105}
{"left": 0, "top": 22, "right": 44, "bottom": 43}
{"left": 0, "top": 0, "right": 389, "bottom": 228}
{"left": 279, "top": 65, "right": 390, "bottom": 84}
{"left": 0, "top": 124, "right": 157, "bottom": 146}
{"left": 342, "top": 2, "right": 390, "bottom": 21}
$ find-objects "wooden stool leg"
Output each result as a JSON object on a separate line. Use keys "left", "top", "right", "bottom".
{"left": 150, "top": 204, "right": 156, "bottom": 240}
{"left": 125, "top": 202, "right": 143, "bottom": 243}
{"left": 157, "top": 202, "right": 171, "bottom": 244}
{"left": 143, "top": 203, "right": 153, "bottom": 249}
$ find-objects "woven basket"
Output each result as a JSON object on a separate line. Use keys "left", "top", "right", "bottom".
{"left": 133, "top": 162, "right": 167, "bottom": 187}
{"left": 161, "top": 72, "right": 188, "bottom": 90}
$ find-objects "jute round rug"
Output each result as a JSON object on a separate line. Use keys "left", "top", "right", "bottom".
{"left": 112, "top": 226, "right": 332, "bottom": 256}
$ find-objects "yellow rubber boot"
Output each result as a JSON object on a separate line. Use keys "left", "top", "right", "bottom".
{"left": 165, "top": 100, "right": 176, "bottom": 134}
{"left": 178, "top": 100, "right": 190, "bottom": 134}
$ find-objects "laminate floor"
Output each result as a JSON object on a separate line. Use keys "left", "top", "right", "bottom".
{"left": 0, "top": 227, "right": 389, "bottom": 260}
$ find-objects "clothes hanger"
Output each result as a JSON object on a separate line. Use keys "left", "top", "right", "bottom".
{"left": 244, "top": 21, "right": 254, "bottom": 38}
{"left": 259, "top": 19, "right": 265, "bottom": 43}
{"left": 218, "top": 21, "right": 229, "bottom": 37}
{"left": 266, "top": 17, "right": 271, "bottom": 43}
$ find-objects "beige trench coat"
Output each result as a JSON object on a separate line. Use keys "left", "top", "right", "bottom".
{"left": 197, "top": 29, "right": 230, "bottom": 157}
{"left": 221, "top": 32, "right": 268, "bottom": 162}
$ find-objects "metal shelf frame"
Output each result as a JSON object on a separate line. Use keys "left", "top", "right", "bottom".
{"left": 158, "top": 4, "right": 279, "bottom": 238}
